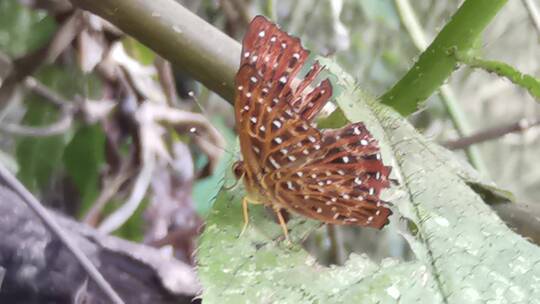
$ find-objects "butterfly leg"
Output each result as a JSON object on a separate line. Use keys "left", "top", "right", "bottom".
{"left": 239, "top": 197, "right": 250, "bottom": 236}
{"left": 274, "top": 208, "right": 291, "bottom": 244}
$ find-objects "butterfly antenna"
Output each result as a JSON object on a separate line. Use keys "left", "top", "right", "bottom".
{"left": 187, "top": 93, "right": 243, "bottom": 189}
{"left": 185, "top": 91, "right": 237, "bottom": 156}
{"left": 188, "top": 127, "right": 237, "bottom": 157}
{"left": 189, "top": 91, "right": 210, "bottom": 118}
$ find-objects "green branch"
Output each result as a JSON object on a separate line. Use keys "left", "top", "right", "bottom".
{"left": 380, "top": 0, "right": 508, "bottom": 115}
{"left": 70, "top": 0, "right": 240, "bottom": 103}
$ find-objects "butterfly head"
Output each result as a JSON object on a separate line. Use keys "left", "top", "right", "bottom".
{"left": 232, "top": 160, "right": 246, "bottom": 180}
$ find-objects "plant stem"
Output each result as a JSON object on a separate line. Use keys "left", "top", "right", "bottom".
{"left": 393, "top": 0, "right": 488, "bottom": 174}
{"left": 70, "top": 0, "right": 240, "bottom": 103}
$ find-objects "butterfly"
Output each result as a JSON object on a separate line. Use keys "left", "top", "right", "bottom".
{"left": 232, "top": 16, "right": 392, "bottom": 241}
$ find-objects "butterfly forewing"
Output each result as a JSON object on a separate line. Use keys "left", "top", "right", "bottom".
{"left": 235, "top": 16, "right": 392, "bottom": 229}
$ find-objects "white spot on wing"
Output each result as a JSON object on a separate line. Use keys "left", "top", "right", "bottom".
{"left": 269, "top": 156, "right": 280, "bottom": 169}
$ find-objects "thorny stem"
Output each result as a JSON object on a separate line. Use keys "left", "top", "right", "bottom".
{"left": 381, "top": 0, "right": 508, "bottom": 114}
{"left": 454, "top": 52, "right": 540, "bottom": 101}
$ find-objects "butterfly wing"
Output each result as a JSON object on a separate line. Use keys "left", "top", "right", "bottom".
{"left": 235, "top": 16, "right": 392, "bottom": 228}
{"left": 270, "top": 123, "right": 392, "bottom": 229}
{"left": 235, "top": 16, "right": 331, "bottom": 183}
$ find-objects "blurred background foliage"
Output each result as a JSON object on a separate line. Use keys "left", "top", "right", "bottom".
{"left": 0, "top": 0, "right": 539, "bottom": 293}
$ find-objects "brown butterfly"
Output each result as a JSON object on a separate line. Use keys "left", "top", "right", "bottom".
{"left": 232, "top": 16, "right": 392, "bottom": 241}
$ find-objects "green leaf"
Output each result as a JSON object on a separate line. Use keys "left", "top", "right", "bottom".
{"left": 0, "top": 0, "right": 56, "bottom": 56}
{"left": 15, "top": 65, "right": 101, "bottom": 195}
{"left": 16, "top": 100, "right": 69, "bottom": 193}
{"left": 63, "top": 124, "right": 106, "bottom": 216}
{"left": 198, "top": 58, "right": 539, "bottom": 303}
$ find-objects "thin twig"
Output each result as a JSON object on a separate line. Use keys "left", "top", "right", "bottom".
{"left": 97, "top": 155, "right": 155, "bottom": 234}
{"left": 521, "top": 0, "right": 540, "bottom": 40}
{"left": 155, "top": 57, "right": 178, "bottom": 106}
{"left": 24, "top": 77, "right": 72, "bottom": 108}
{"left": 0, "top": 11, "right": 83, "bottom": 106}
{"left": 394, "top": 0, "right": 488, "bottom": 175}
{"left": 0, "top": 49, "right": 77, "bottom": 138}
{"left": 0, "top": 109, "right": 74, "bottom": 137}
{"left": 0, "top": 163, "right": 125, "bottom": 304}
{"left": 443, "top": 117, "right": 540, "bottom": 150}
{"left": 147, "top": 103, "right": 226, "bottom": 171}
{"left": 83, "top": 160, "right": 135, "bottom": 226}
